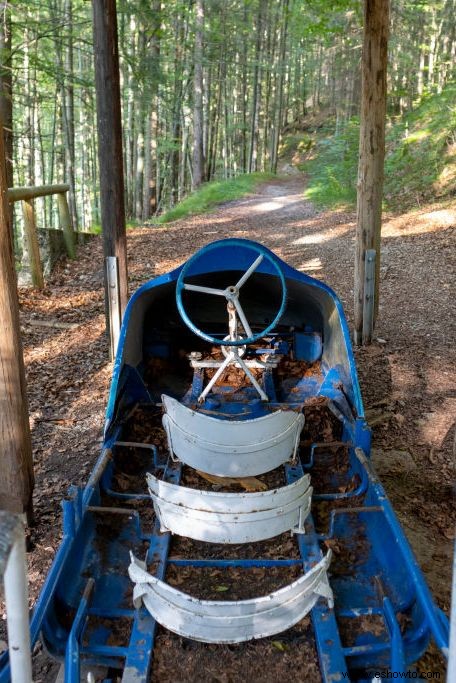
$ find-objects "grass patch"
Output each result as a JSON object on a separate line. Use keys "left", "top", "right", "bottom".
{"left": 156, "top": 172, "right": 275, "bottom": 224}
{"left": 88, "top": 219, "right": 140, "bottom": 235}
{"left": 301, "top": 82, "right": 456, "bottom": 211}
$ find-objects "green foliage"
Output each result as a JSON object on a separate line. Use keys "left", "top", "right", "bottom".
{"left": 156, "top": 173, "right": 276, "bottom": 224}
{"left": 279, "top": 133, "right": 314, "bottom": 160}
{"left": 384, "top": 83, "right": 456, "bottom": 209}
{"left": 88, "top": 221, "right": 139, "bottom": 235}
{"left": 302, "top": 118, "right": 360, "bottom": 208}
{"left": 302, "top": 83, "right": 456, "bottom": 210}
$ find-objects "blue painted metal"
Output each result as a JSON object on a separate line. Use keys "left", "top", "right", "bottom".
{"left": 0, "top": 238, "right": 449, "bottom": 683}
{"left": 383, "top": 597, "right": 406, "bottom": 673}
{"left": 65, "top": 579, "right": 94, "bottom": 683}
{"left": 104, "top": 238, "right": 365, "bottom": 436}
{"left": 286, "top": 462, "right": 349, "bottom": 682}
{"left": 294, "top": 331, "right": 322, "bottom": 362}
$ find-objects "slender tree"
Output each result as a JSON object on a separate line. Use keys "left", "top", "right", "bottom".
{"left": 0, "top": 117, "right": 34, "bottom": 520}
{"left": 354, "top": 0, "right": 389, "bottom": 345}
{"left": 92, "top": 0, "right": 128, "bottom": 327}
{"left": 192, "top": 0, "right": 205, "bottom": 189}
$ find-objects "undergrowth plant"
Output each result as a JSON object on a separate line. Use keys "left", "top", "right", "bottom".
{"left": 300, "top": 83, "right": 456, "bottom": 211}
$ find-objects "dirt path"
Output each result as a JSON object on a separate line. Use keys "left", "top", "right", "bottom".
{"left": 8, "top": 173, "right": 455, "bottom": 679}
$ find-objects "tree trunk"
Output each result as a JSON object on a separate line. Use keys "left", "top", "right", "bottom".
{"left": 92, "top": 0, "right": 128, "bottom": 328}
{"left": 63, "top": 0, "right": 78, "bottom": 230}
{"left": 248, "top": 0, "right": 265, "bottom": 173}
{"left": 0, "top": 119, "right": 34, "bottom": 519}
{"left": 192, "top": 0, "right": 205, "bottom": 189}
{"left": 0, "top": 2, "right": 12, "bottom": 190}
{"left": 142, "top": 0, "right": 161, "bottom": 220}
{"left": 354, "top": 0, "right": 389, "bottom": 345}
{"left": 271, "top": 0, "right": 289, "bottom": 173}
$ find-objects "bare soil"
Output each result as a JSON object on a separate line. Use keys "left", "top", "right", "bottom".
{"left": 3, "top": 173, "right": 454, "bottom": 681}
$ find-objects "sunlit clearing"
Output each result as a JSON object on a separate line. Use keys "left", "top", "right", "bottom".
{"left": 252, "top": 200, "right": 284, "bottom": 212}
{"left": 383, "top": 206, "right": 456, "bottom": 237}
{"left": 299, "top": 257, "right": 322, "bottom": 272}
{"left": 418, "top": 397, "right": 456, "bottom": 448}
{"left": 293, "top": 233, "right": 327, "bottom": 245}
{"left": 423, "top": 209, "right": 455, "bottom": 226}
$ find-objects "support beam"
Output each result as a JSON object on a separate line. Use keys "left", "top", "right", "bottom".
{"left": 56, "top": 191, "right": 75, "bottom": 259}
{"left": 92, "top": 0, "right": 128, "bottom": 348}
{"left": 0, "top": 119, "right": 34, "bottom": 518}
{"left": 21, "top": 198, "right": 44, "bottom": 289}
{"left": 354, "top": 0, "right": 389, "bottom": 345}
{"left": 7, "top": 183, "right": 70, "bottom": 203}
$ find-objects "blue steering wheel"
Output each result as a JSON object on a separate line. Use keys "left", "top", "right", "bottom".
{"left": 176, "top": 240, "right": 287, "bottom": 346}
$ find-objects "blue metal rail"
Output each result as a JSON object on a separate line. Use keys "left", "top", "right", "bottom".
{"left": 0, "top": 431, "right": 449, "bottom": 683}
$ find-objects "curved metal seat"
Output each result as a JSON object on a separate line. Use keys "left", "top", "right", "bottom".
{"left": 128, "top": 551, "right": 333, "bottom": 644}
{"left": 162, "top": 395, "right": 305, "bottom": 477}
{"left": 147, "top": 472, "right": 312, "bottom": 543}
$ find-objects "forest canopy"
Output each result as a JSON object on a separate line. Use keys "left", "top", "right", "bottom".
{"left": 3, "top": 0, "right": 456, "bottom": 237}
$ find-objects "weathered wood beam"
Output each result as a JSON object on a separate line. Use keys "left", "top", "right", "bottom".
{"left": 7, "top": 184, "right": 70, "bottom": 202}
{"left": 56, "top": 191, "right": 75, "bottom": 259}
{"left": 0, "top": 119, "right": 34, "bottom": 519}
{"left": 354, "top": 0, "right": 389, "bottom": 345}
{"left": 21, "top": 199, "right": 44, "bottom": 290}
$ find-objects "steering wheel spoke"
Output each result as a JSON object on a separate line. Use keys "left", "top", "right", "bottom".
{"left": 232, "top": 298, "right": 253, "bottom": 339}
{"left": 235, "top": 254, "right": 264, "bottom": 289}
{"left": 183, "top": 283, "right": 228, "bottom": 297}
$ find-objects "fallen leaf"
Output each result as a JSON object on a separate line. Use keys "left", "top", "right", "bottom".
{"left": 272, "top": 641, "right": 286, "bottom": 651}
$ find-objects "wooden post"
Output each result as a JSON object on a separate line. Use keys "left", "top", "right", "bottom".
{"left": 56, "top": 191, "right": 75, "bottom": 259}
{"left": 354, "top": 0, "right": 389, "bottom": 345}
{"left": 0, "top": 120, "right": 34, "bottom": 519}
{"left": 21, "top": 198, "right": 44, "bottom": 290}
{"left": 92, "top": 0, "right": 128, "bottom": 349}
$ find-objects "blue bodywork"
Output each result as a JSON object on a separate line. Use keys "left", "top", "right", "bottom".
{"left": 0, "top": 239, "right": 449, "bottom": 682}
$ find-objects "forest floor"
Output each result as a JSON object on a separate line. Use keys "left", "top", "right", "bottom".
{"left": 5, "top": 172, "right": 455, "bottom": 680}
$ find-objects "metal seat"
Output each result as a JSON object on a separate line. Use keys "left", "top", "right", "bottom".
{"left": 147, "top": 472, "right": 312, "bottom": 543}
{"left": 162, "top": 394, "right": 304, "bottom": 477}
{"left": 128, "top": 551, "right": 333, "bottom": 644}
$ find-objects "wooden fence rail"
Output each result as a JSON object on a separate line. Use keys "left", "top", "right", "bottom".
{"left": 7, "top": 183, "right": 75, "bottom": 289}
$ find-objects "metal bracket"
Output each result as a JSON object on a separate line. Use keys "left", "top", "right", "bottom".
{"left": 362, "top": 249, "right": 376, "bottom": 345}
{"left": 106, "top": 256, "right": 122, "bottom": 361}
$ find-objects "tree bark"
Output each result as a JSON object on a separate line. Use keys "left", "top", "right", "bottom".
{"left": 0, "top": 118, "right": 34, "bottom": 519}
{"left": 192, "top": 0, "right": 205, "bottom": 189}
{"left": 354, "top": 0, "right": 389, "bottom": 345}
{"left": 248, "top": 0, "right": 265, "bottom": 173}
{"left": 0, "top": 1, "right": 12, "bottom": 191}
{"left": 142, "top": 0, "right": 161, "bottom": 220}
{"left": 271, "top": 0, "right": 289, "bottom": 173}
{"left": 92, "top": 0, "right": 128, "bottom": 325}
{"left": 63, "top": 0, "right": 78, "bottom": 230}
